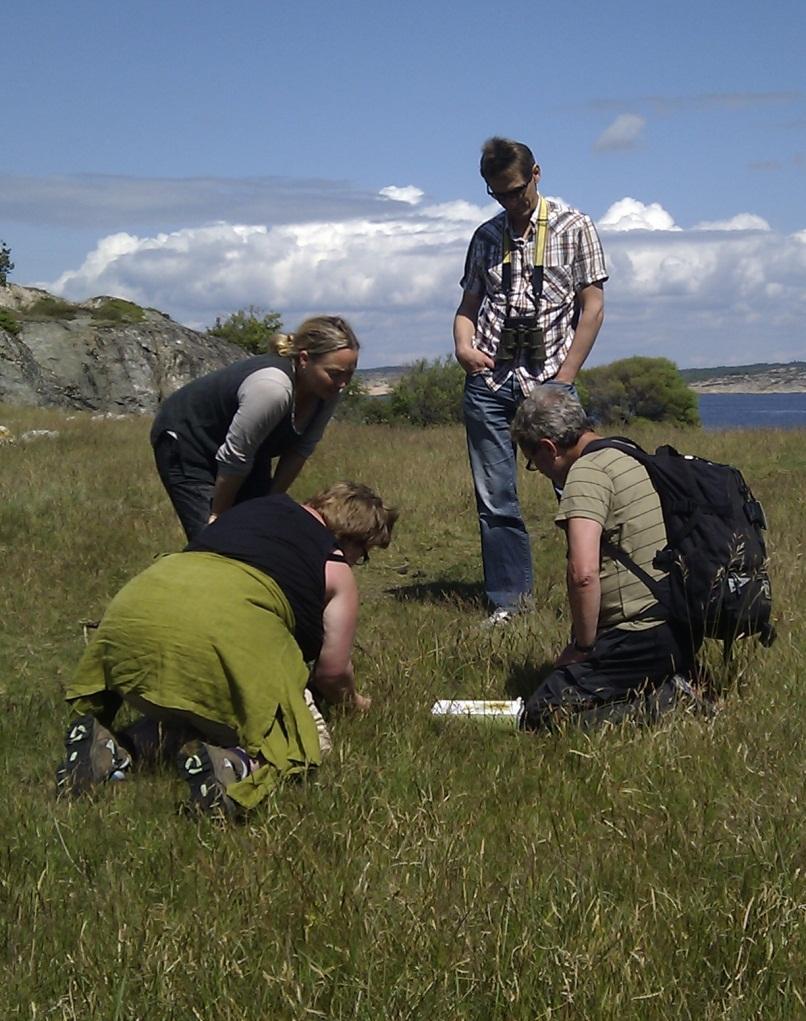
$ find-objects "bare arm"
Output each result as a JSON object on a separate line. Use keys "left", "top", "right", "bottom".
{"left": 554, "top": 282, "right": 604, "bottom": 384}
{"left": 453, "top": 290, "right": 494, "bottom": 374}
{"left": 556, "top": 516, "right": 602, "bottom": 665}
{"left": 311, "top": 559, "right": 369, "bottom": 709}
{"left": 209, "top": 473, "right": 246, "bottom": 522}
{"left": 270, "top": 450, "right": 308, "bottom": 494}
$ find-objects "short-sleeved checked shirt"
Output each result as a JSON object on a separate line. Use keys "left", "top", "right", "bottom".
{"left": 460, "top": 197, "right": 608, "bottom": 393}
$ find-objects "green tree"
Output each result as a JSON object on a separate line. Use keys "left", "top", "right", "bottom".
{"left": 579, "top": 356, "right": 700, "bottom": 427}
{"left": 387, "top": 357, "right": 465, "bottom": 426}
{"left": 0, "top": 241, "right": 14, "bottom": 286}
{"left": 208, "top": 305, "right": 282, "bottom": 354}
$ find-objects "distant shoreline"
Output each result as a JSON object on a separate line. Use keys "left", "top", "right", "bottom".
{"left": 690, "top": 383, "right": 806, "bottom": 395}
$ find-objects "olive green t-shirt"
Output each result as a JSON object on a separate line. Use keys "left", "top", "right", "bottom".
{"left": 556, "top": 446, "right": 668, "bottom": 632}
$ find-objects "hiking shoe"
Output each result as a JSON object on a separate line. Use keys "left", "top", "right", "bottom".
{"left": 55, "top": 714, "right": 132, "bottom": 796}
{"left": 481, "top": 607, "right": 516, "bottom": 629}
{"left": 177, "top": 741, "right": 241, "bottom": 819}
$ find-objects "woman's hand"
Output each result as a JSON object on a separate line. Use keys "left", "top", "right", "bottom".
{"left": 352, "top": 692, "right": 372, "bottom": 713}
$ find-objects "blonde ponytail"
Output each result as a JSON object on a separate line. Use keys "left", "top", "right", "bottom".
{"left": 269, "top": 316, "right": 359, "bottom": 360}
{"left": 269, "top": 332, "right": 295, "bottom": 357}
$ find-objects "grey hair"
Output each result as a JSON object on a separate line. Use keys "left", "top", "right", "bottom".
{"left": 511, "top": 386, "right": 591, "bottom": 451}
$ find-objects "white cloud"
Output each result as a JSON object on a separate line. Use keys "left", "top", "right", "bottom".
{"left": 599, "top": 198, "right": 680, "bottom": 232}
{"left": 47, "top": 195, "right": 806, "bottom": 369}
{"left": 594, "top": 114, "right": 646, "bottom": 152}
{"left": 693, "top": 213, "right": 771, "bottom": 231}
{"left": 379, "top": 185, "right": 424, "bottom": 205}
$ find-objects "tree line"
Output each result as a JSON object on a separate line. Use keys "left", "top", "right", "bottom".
{"left": 209, "top": 306, "right": 700, "bottom": 428}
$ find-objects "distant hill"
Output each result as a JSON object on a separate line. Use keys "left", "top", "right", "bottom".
{"left": 679, "top": 361, "right": 806, "bottom": 393}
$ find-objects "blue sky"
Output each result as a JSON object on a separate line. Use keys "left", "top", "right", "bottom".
{"left": 3, "top": 0, "right": 805, "bottom": 367}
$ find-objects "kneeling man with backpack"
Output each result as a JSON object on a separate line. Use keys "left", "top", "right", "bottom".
{"left": 511, "top": 386, "right": 773, "bottom": 730}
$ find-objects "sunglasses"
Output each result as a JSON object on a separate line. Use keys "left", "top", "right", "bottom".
{"left": 486, "top": 178, "right": 532, "bottom": 203}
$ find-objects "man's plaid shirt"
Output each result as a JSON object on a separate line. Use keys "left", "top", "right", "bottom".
{"left": 460, "top": 197, "right": 608, "bottom": 393}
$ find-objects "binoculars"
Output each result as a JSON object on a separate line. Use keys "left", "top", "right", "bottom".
{"left": 496, "top": 316, "right": 546, "bottom": 372}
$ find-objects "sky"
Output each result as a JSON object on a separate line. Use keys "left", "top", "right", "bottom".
{"left": 3, "top": 0, "right": 805, "bottom": 369}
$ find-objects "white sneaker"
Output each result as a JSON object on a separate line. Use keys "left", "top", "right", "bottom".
{"left": 481, "top": 607, "right": 516, "bottom": 629}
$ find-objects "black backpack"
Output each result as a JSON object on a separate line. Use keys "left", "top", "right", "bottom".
{"left": 581, "top": 438, "right": 775, "bottom": 656}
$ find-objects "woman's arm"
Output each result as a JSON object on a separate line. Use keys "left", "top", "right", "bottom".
{"left": 311, "top": 559, "right": 370, "bottom": 710}
{"left": 270, "top": 450, "right": 308, "bottom": 494}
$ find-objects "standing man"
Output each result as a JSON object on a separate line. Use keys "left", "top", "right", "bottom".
{"left": 454, "top": 137, "right": 607, "bottom": 625}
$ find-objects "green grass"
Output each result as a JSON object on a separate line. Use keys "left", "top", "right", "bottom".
{"left": 0, "top": 307, "right": 21, "bottom": 334}
{"left": 23, "top": 295, "right": 80, "bottom": 320}
{"left": 1, "top": 408, "right": 803, "bottom": 1019}
{"left": 89, "top": 298, "right": 145, "bottom": 324}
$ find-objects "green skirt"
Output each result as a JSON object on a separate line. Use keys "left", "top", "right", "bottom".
{"left": 66, "top": 552, "right": 322, "bottom": 809}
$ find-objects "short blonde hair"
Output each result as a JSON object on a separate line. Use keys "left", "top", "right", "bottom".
{"left": 306, "top": 481, "right": 398, "bottom": 550}
{"left": 271, "top": 315, "right": 359, "bottom": 360}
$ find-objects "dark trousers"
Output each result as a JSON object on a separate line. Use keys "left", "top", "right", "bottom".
{"left": 152, "top": 432, "right": 215, "bottom": 541}
{"left": 522, "top": 622, "right": 694, "bottom": 731}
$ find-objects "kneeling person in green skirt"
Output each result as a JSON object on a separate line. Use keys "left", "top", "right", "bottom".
{"left": 56, "top": 482, "right": 397, "bottom": 817}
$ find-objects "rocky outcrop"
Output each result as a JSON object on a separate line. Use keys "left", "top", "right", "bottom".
{"left": 0, "top": 285, "right": 243, "bottom": 412}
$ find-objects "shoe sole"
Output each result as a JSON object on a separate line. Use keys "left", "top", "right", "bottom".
{"left": 55, "top": 714, "right": 130, "bottom": 797}
{"left": 177, "top": 742, "right": 239, "bottom": 819}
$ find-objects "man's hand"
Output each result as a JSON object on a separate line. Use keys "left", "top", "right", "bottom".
{"left": 453, "top": 290, "right": 492, "bottom": 375}
{"left": 455, "top": 344, "right": 495, "bottom": 375}
{"left": 556, "top": 641, "right": 591, "bottom": 667}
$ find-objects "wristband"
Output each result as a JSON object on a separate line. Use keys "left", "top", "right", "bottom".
{"left": 574, "top": 640, "right": 594, "bottom": 653}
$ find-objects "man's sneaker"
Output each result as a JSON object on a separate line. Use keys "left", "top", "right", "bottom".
{"left": 481, "top": 607, "right": 516, "bottom": 629}
{"left": 177, "top": 741, "right": 241, "bottom": 819}
{"left": 55, "top": 714, "right": 132, "bottom": 796}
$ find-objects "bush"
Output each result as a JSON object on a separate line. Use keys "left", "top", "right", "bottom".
{"left": 386, "top": 357, "right": 465, "bottom": 427}
{"left": 334, "top": 376, "right": 389, "bottom": 424}
{"left": 208, "top": 306, "right": 282, "bottom": 354}
{"left": 579, "top": 356, "right": 700, "bottom": 427}
{"left": 90, "top": 298, "right": 145, "bottom": 324}
{"left": 26, "top": 296, "right": 79, "bottom": 320}
{"left": 0, "top": 308, "right": 20, "bottom": 335}
{"left": 0, "top": 241, "right": 13, "bottom": 286}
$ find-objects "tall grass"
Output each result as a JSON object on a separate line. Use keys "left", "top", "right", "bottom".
{"left": 1, "top": 406, "right": 803, "bottom": 1019}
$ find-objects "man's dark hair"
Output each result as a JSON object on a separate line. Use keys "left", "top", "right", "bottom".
{"left": 480, "top": 137, "right": 536, "bottom": 182}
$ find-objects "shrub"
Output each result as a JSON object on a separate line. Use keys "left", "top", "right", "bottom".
{"left": 90, "top": 298, "right": 145, "bottom": 324}
{"left": 208, "top": 306, "right": 282, "bottom": 354}
{"left": 386, "top": 357, "right": 465, "bottom": 427}
{"left": 26, "top": 296, "right": 79, "bottom": 320}
{"left": 0, "top": 308, "right": 20, "bottom": 335}
{"left": 334, "top": 376, "right": 388, "bottom": 424}
{"left": 579, "top": 356, "right": 700, "bottom": 427}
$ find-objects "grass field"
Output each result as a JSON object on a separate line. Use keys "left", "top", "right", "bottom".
{"left": 1, "top": 406, "right": 803, "bottom": 1020}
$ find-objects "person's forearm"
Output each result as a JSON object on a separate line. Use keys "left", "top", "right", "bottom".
{"left": 210, "top": 472, "right": 246, "bottom": 519}
{"left": 270, "top": 450, "right": 307, "bottom": 494}
{"left": 555, "top": 303, "right": 604, "bottom": 382}
{"left": 453, "top": 310, "right": 494, "bottom": 373}
{"left": 453, "top": 311, "right": 477, "bottom": 356}
{"left": 567, "top": 568, "right": 601, "bottom": 648}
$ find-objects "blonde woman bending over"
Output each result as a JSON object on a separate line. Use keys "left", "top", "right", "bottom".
{"left": 151, "top": 315, "right": 359, "bottom": 539}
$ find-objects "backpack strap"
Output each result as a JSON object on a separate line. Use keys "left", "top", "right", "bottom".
{"left": 579, "top": 436, "right": 673, "bottom": 615}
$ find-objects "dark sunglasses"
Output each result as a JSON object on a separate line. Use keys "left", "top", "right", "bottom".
{"left": 486, "top": 179, "right": 532, "bottom": 203}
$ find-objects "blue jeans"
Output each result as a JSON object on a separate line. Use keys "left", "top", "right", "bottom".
{"left": 463, "top": 374, "right": 532, "bottom": 610}
{"left": 463, "top": 375, "right": 576, "bottom": 610}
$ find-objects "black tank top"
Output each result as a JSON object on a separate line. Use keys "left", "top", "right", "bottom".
{"left": 185, "top": 494, "right": 342, "bottom": 661}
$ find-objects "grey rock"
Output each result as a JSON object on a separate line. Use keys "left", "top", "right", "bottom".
{"left": 0, "top": 285, "right": 244, "bottom": 412}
